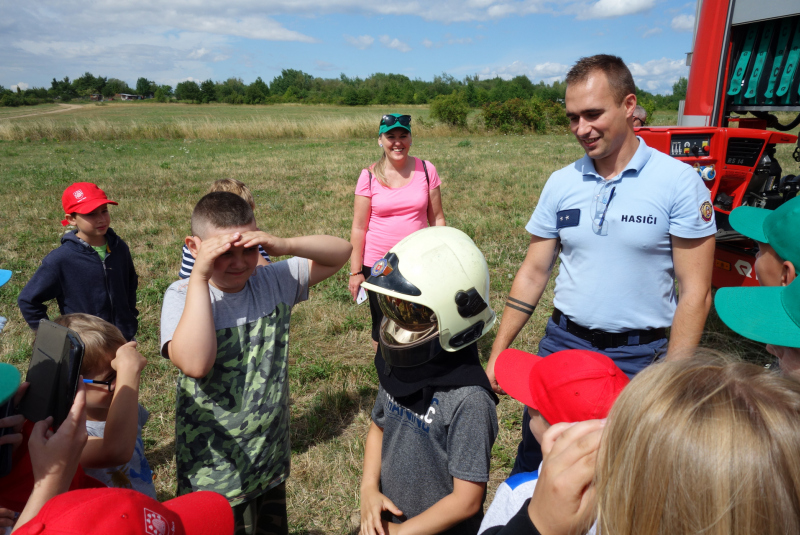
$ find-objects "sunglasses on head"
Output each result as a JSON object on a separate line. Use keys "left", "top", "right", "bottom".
{"left": 380, "top": 115, "right": 411, "bottom": 128}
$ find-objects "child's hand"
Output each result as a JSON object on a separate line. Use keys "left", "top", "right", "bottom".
{"left": 0, "top": 382, "right": 30, "bottom": 452}
{"left": 360, "top": 487, "right": 402, "bottom": 535}
{"left": 111, "top": 341, "right": 147, "bottom": 377}
{"left": 28, "top": 381, "right": 88, "bottom": 493}
{"left": 13, "top": 382, "right": 88, "bottom": 530}
{"left": 191, "top": 232, "right": 241, "bottom": 281}
{"left": 236, "top": 231, "right": 290, "bottom": 258}
{"left": 0, "top": 508, "right": 17, "bottom": 529}
{"left": 0, "top": 413, "right": 25, "bottom": 449}
{"left": 527, "top": 420, "right": 604, "bottom": 535}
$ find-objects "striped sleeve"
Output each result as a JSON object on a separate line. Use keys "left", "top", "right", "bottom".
{"left": 178, "top": 244, "right": 194, "bottom": 279}
{"left": 258, "top": 245, "right": 271, "bottom": 262}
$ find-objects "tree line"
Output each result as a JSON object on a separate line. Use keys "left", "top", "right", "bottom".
{"left": 0, "top": 69, "right": 687, "bottom": 111}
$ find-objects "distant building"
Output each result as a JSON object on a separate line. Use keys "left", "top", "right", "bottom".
{"left": 90, "top": 94, "right": 103, "bottom": 101}
{"left": 118, "top": 93, "right": 143, "bottom": 101}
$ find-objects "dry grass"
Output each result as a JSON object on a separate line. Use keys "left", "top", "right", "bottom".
{"left": 0, "top": 116, "right": 469, "bottom": 142}
{"left": 0, "top": 102, "right": 475, "bottom": 142}
{"left": 0, "top": 104, "right": 783, "bottom": 533}
{"left": 0, "top": 101, "right": 696, "bottom": 142}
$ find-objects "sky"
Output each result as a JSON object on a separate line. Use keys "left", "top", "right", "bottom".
{"left": 1, "top": 0, "right": 699, "bottom": 95}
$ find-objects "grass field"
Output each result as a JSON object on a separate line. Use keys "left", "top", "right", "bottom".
{"left": 0, "top": 102, "right": 789, "bottom": 533}
{"left": 0, "top": 103, "right": 446, "bottom": 142}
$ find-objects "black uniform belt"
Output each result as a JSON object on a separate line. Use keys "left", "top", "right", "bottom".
{"left": 552, "top": 308, "right": 667, "bottom": 350}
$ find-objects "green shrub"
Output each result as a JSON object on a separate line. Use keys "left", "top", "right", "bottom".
{"left": 0, "top": 94, "right": 53, "bottom": 107}
{"left": 483, "top": 98, "right": 540, "bottom": 133}
{"left": 639, "top": 98, "right": 656, "bottom": 125}
{"left": 482, "top": 97, "right": 568, "bottom": 134}
{"left": 154, "top": 87, "right": 169, "bottom": 103}
{"left": 283, "top": 87, "right": 301, "bottom": 103}
{"left": 0, "top": 93, "right": 21, "bottom": 107}
{"left": 175, "top": 81, "right": 201, "bottom": 103}
{"left": 244, "top": 86, "right": 266, "bottom": 105}
{"left": 343, "top": 87, "right": 371, "bottom": 106}
{"left": 429, "top": 93, "right": 469, "bottom": 128}
{"left": 222, "top": 93, "right": 244, "bottom": 104}
{"left": 540, "top": 99, "right": 569, "bottom": 129}
{"left": 200, "top": 80, "right": 217, "bottom": 103}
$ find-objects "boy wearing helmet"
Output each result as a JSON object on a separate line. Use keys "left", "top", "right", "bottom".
{"left": 359, "top": 227, "right": 499, "bottom": 535}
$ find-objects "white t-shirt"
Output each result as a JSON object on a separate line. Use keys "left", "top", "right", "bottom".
{"left": 84, "top": 404, "right": 157, "bottom": 499}
{"left": 479, "top": 465, "right": 597, "bottom": 535}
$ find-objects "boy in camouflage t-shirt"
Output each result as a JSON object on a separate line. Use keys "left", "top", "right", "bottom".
{"left": 160, "top": 192, "right": 351, "bottom": 535}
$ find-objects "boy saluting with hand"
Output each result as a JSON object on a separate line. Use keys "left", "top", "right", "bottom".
{"left": 160, "top": 192, "right": 351, "bottom": 535}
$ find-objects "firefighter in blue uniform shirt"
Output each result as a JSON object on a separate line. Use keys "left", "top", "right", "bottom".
{"left": 485, "top": 54, "right": 717, "bottom": 475}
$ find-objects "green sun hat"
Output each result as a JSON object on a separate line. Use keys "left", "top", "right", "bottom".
{"left": 0, "top": 363, "right": 20, "bottom": 406}
{"left": 728, "top": 196, "right": 800, "bottom": 267}
{"left": 378, "top": 113, "right": 411, "bottom": 135}
{"left": 715, "top": 279, "right": 800, "bottom": 348}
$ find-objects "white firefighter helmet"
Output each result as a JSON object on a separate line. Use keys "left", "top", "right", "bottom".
{"left": 361, "top": 226, "right": 496, "bottom": 367}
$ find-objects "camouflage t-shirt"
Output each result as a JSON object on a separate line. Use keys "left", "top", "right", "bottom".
{"left": 160, "top": 257, "right": 309, "bottom": 505}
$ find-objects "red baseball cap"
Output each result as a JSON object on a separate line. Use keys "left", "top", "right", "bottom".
{"left": 495, "top": 348, "right": 629, "bottom": 424}
{"left": 13, "top": 488, "right": 234, "bottom": 535}
{"left": 61, "top": 182, "right": 118, "bottom": 216}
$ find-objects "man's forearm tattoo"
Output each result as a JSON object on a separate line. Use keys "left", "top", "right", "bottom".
{"left": 506, "top": 296, "right": 535, "bottom": 315}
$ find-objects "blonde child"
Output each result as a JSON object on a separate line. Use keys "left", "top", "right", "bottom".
{"left": 53, "top": 313, "right": 154, "bottom": 499}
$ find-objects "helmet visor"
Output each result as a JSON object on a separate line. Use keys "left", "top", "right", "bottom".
{"left": 379, "top": 317, "right": 441, "bottom": 367}
{"left": 377, "top": 294, "right": 436, "bottom": 332}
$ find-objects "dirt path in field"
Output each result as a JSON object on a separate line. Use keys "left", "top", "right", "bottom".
{"left": 1, "top": 103, "right": 82, "bottom": 120}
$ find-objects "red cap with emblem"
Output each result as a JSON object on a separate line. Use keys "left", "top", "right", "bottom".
{"left": 13, "top": 488, "right": 233, "bottom": 535}
{"left": 495, "top": 348, "right": 630, "bottom": 424}
{"left": 61, "top": 182, "right": 118, "bottom": 225}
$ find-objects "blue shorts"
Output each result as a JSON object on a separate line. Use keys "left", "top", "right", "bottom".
{"left": 509, "top": 316, "right": 668, "bottom": 476}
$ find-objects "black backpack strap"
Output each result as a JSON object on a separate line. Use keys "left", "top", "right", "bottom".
{"left": 421, "top": 159, "right": 432, "bottom": 223}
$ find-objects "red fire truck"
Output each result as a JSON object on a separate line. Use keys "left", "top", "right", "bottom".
{"left": 636, "top": 0, "right": 800, "bottom": 288}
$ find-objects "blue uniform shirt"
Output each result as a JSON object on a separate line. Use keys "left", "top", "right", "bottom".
{"left": 526, "top": 137, "right": 716, "bottom": 332}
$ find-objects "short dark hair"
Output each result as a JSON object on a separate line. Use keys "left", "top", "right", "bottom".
{"left": 191, "top": 192, "right": 254, "bottom": 238}
{"left": 566, "top": 54, "right": 636, "bottom": 105}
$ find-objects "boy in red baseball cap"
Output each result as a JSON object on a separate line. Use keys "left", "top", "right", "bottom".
{"left": 478, "top": 348, "right": 629, "bottom": 534}
{"left": 18, "top": 182, "right": 138, "bottom": 341}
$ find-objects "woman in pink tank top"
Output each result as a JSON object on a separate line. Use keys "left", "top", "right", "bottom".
{"left": 347, "top": 114, "right": 446, "bottom": 350}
